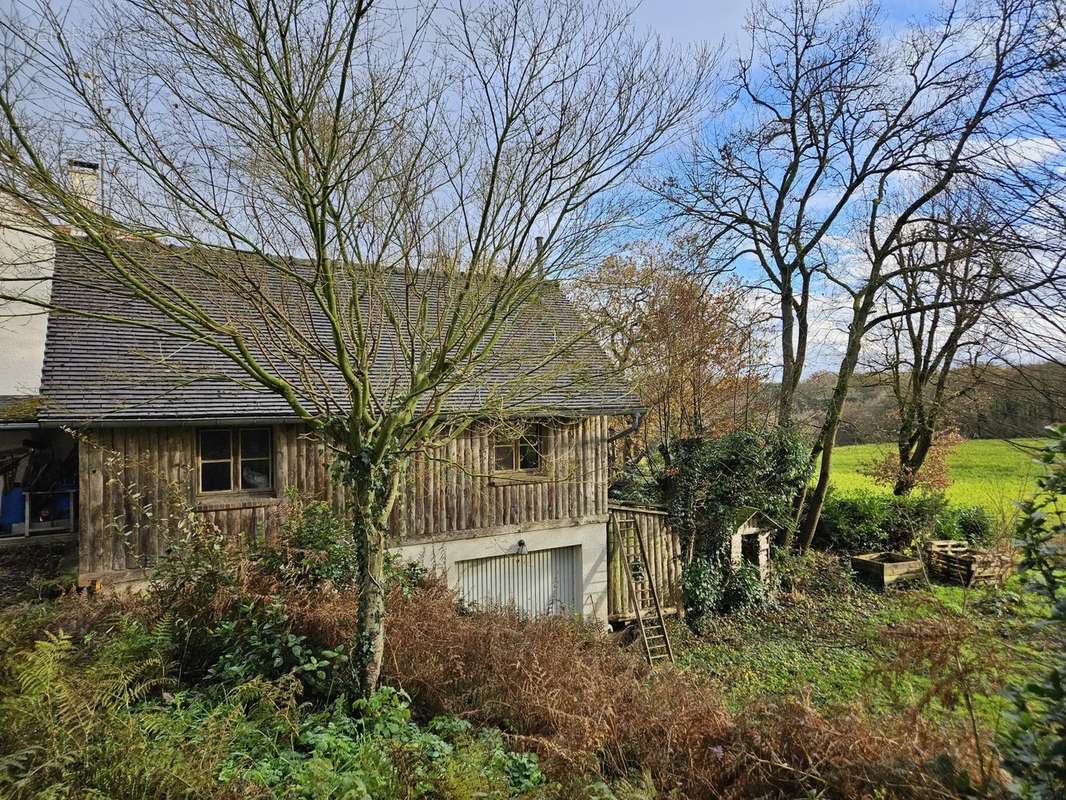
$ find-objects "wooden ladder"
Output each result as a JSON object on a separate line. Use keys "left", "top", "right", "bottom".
{"left": 611, "top": 511, "right": 674, "bottom": 665}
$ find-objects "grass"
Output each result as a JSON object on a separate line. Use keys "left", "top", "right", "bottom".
{"left": 674, "top": 570, "right": 1055, "bottom": 735}
{"left": 825, "top": 437, "right": 1049, "bottom": 515}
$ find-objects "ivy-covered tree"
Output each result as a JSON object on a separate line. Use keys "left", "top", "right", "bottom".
{"left": 659, "top": 426, "right": 811, "bottom": 561}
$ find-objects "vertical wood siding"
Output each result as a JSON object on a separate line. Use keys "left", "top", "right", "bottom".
{"left": 77, "top": 416, "right": 609, "bottom": 581}
{"left": 606, "top": 504, "right": 683, "bottom": 621}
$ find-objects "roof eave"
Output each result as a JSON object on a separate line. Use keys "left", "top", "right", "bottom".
{"left": 38, "top": 404, "right": 645, "bottom": 429}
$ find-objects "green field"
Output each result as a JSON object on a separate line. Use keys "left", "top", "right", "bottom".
{"left": 826, "top": 437, "right": 1050, "bottom": 516}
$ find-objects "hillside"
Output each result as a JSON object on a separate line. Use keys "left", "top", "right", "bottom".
{"left": 793, "top": 361, "right": 1066, "bottom": 446}
{"left": 826, "top": 438, "right": 1047, "bottom": 516}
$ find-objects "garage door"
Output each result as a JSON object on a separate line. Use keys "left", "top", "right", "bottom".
{"left": 456, "top": 545, "right": 580, "bottom": 617}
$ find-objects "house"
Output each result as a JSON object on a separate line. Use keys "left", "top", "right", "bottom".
{"left": 32, "top": 239, "right": 648, "bottom": 624}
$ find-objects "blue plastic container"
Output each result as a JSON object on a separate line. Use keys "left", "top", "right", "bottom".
{"left": 1, "top": 487, "right": 26, "bottom": 531}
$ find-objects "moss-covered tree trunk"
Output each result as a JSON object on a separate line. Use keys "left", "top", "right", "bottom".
{"left": 340, "top": 446, "right": 406, "bottom": 698}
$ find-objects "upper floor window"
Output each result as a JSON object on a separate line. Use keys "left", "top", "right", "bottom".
{"left": 494, "top": 425, "right": 542, "bottom": 473}
{"left": 198, "top": 427, "right": 273, "bottom": 493}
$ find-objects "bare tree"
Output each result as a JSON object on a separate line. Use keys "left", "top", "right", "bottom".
{"left": 658, "top": 0, "right": 895, "bottom": 428}
{"left": 660, "top": 0, "right": 1063, "bottom": 548}
{"left": 0, "top": 0, "right": 710, "bottom": 694}
{"left": 797, "top": 0, "right": 1064, "bottom": 549}
{"left": 867, "top": 193, "right": 1013, "bottom": 495}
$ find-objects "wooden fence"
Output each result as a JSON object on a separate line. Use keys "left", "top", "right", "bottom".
{"left": 607, "top": 503, "right": 683, "bottom": 622}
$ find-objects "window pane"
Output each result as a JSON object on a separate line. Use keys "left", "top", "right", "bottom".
{"left": 200, "top": 429, "right": 231, "bottom": 461}
{"left": 241, "top": 459, "right": 272, "bottom": 490}
{"left": 241, "top": 428, "right": 271, "bottom": 459}
{"left": 201, "top": 461, "right": 232, "bottom": 492}
{"left": 519, "top": 435, "right": 540, "bottom": 470}
{"left": 494, "top": 443, "right": 515, "bottom": 471}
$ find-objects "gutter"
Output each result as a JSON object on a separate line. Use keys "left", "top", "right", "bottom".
{"left": 38, "top": 405, "right": 648, "bottom": 429}
{"left": 0, "top": 422, "right": 39, "bottom": 431}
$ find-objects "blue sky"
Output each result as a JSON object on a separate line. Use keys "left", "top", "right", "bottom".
{"left": 631, "top": 0, "right": 937, "bottom": 45}
{"left": 0, "top": 0, "right": 1042, "bottom": 393}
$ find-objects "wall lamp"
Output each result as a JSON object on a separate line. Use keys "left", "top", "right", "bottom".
{"left": 516, "top": 539, "right": 528, "bottom": 556}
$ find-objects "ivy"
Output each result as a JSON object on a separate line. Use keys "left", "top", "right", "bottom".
{"left": 999, "top": 425, "right": 1066, "bottom": 798}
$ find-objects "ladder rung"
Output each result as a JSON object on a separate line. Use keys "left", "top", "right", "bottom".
{"left": 614, "top": 512, "right": 674, "bottom": 666}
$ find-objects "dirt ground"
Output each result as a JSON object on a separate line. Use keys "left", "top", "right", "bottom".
{"left": 0, "top": 542, "right": 77, "bottom": 603}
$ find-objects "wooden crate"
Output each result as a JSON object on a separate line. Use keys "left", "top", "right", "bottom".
{"left": 851, "top": 552, "right": 924, "bottom": 589}
{"left": 924, "top": 540, "right": 1013, "bottom": 587}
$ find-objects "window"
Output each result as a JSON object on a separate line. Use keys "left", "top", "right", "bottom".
{"left": 198, "top": 427, "right": 273, "bottom": 494}
{"left": 494, "top": 425, "right": 542, "bottom": 473}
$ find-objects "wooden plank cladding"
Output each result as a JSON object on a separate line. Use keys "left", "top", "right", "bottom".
{"left": 392, "top": 416, "right": 608, "bottom": 540}
{"left": 77, "top": 416, "right": 609, "bottom": 582}
{"left": 607, "top": 504, "right": 682, "bottom": 622}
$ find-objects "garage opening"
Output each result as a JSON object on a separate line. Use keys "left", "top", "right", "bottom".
{"left": 456, "top": 545, "right": 580, "bottom": 617}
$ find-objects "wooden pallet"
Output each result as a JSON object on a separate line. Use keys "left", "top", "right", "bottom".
{"left": 611, "top": 511, "right": 674, "bottom": 665}
{"left": 925, "top": 540, "right": 1013, "bottom": 587}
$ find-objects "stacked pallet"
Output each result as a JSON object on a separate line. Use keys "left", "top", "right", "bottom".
{"left": 924, "top": 540, "right": 1013, "bottom": 587}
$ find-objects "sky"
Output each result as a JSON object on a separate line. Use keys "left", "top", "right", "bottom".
{"left": 0, "top": 0, "right": 1019, "bottom": 395}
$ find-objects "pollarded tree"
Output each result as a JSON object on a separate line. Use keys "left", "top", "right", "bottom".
{"left": 0, "top": 0, "right": 711, "bottom": 694}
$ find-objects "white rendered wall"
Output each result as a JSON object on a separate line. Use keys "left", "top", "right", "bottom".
{"left": 391, "top": 520, "right": 610, "bottom": 625}
{"left": 0, "top": 196, "right": 53, "bottom": 394}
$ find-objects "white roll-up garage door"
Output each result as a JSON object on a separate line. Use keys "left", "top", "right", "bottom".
{"left": 456, "top": 545, "right": 580, "bottom": 617}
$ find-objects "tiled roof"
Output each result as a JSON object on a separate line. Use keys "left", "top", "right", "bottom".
{"left": 40, "top": 242, "right": 640, "bottom": 425}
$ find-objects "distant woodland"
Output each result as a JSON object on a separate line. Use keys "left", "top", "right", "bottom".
{"left": 793, "top": 361, "right": 1066, "bottom": 446}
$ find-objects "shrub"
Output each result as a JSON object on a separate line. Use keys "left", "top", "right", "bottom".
{"left": 205, "top": 600, "right": 349, "bottom": 698}
{"left": 681, "top": 557, "right": 724, "bottom": 618}
{"left": 148, "top": 502, "right": 359, "bottom": 698}
{"left": 265, "top": 496, "right": 360, "bottom": 589}
{"left": 384, "top": 577, "right": 986, "bottom": 797}
{"left": 720, "top": 561, "right": 764, "bottom": 614}
{"left": 815, "top": 491, "right": 894, "bottom": 552}
{"left": 947, "top": 505, "right": 996, "bottom": 547}
{"left": 683, "top": 558, "right": 765, "bottom": 619}
{"left": 815, "top": 490, "right": 989, "bottom": 553}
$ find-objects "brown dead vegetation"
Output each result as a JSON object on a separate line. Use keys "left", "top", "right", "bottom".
{"left": 11, "top": 564, "right": 989, "bottom": 798}
{"left": 382, "top": 577, "right": 984, "bottom": 798}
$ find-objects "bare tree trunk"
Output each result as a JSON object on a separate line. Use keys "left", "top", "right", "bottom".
{"left": 777, "top": 284, "right": 800, "bottom": 428}
{"left": 799, "top": 301, "right": 869, "bottom": 551}
{"left": 894, "top": 428, "right": 934, "bottom": 496}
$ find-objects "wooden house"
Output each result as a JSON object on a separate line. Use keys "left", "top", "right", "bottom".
{"left": 31, "top": 241, "right": 664, "bottom": 625}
